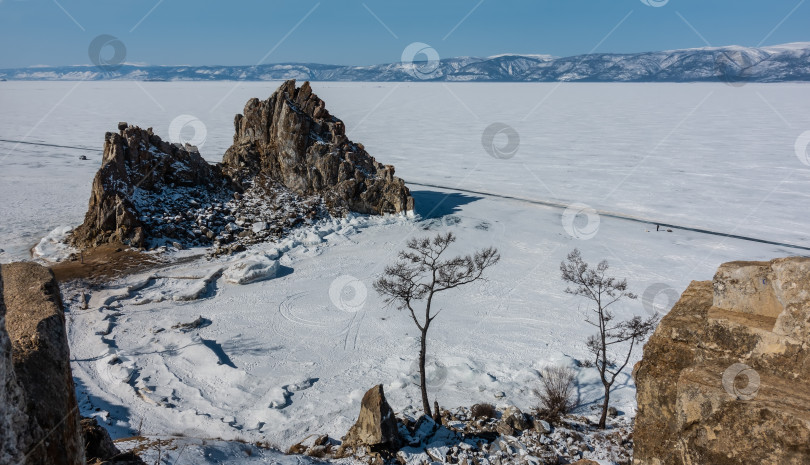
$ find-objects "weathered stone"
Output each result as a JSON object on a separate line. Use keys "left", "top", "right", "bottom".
{"left": 498, "top": 406, "right": 530, "bottom": 435}
{"left": 81, "top": 416, "right": 118, "bottom": 462}
{"left": 634, "top": 257, "right": 810, "bottom": 465}
{"left": 82, "top": 416, "right": 146, "bottom": 464}
{"left": 223, "top": 80, "right": 414, "bottom": 215}
{"left": 342, "top": 384, "right": 401, "bottom": 451}
{"left": 71, "top": 125, "right": 226, "bottom": 249}
{"left": 71, "top": 81, "right": 413, "bottom": 253}
{"left": 0, "top": 271, "right": 31, "bottom": 465}
{"left": 1, "top": 262, "right": 84, "bottom": 465}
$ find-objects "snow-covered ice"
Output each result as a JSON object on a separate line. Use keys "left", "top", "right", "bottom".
{"left": 2, "top": 81, "right": 809, "bottom": 461}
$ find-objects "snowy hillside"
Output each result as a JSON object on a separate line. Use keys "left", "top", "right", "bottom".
{"left": 2, "top": 42, "right": 810, "bottom": 82}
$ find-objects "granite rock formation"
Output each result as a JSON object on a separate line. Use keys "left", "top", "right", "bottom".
{"left": 222, "top": 80, "right": 413, "bottom": 215}
{"left": 70, "top": 124, "right": 232, "bottom": 250}
{"left": 70, "top": 81, "right": 413, "bottom": 252}
{"left": 1, "top": 262, "right": 84, "bottom": 465}
{"left": 633, "top": 257, "right": 810, "bottom": 465}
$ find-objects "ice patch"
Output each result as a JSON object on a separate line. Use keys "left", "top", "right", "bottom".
{"left": 223, "top": 255, "right": 280, "bottom": 284}
{"left": 32, "top": 226, "right": 75, "bottom": 262}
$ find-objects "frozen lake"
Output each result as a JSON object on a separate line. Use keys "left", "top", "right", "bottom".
{"left": 1, "top": 81, "right": 809, "bottom": 452}
{"left": 2, "top": 81, "right": 809, "bottom": 261}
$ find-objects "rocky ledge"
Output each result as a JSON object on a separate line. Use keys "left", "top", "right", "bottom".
{"left": 1, "top": 262, "right": 146, "bottom": 464}
{"left": 289, "top": 385, "right": 633, "bottom": 465}
{"left": 633, "top": 257, "right": 810, "bottom": 465}
{"left": 1, "top": 262, "right": 84, "bottom": 465}
{"left": 70, "top": 80, "right": 413, "bottom": 253}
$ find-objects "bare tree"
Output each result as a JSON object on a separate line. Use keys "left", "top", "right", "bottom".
{"left": 560, "top": 249, "right": 658, "bottom": 428}
{"left": 374, "top": 232, "right": 500, "bottom": 418}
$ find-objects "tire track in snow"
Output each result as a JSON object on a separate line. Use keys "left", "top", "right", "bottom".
{"left": 0, "top": 138, "right": 100, "bottom": 152}
{"left": 406, "top": 181, "right": 810, "bottom": 254}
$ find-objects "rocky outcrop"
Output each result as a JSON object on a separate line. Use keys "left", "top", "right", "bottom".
{"left": 223, "top": 80, "right": 414, "bottom": 215}
{"left": 70, "top": 124, "right": 232, "bottom": 249}
{"left": 1, "top": 262, "right": 84, "bottom": 465}
{"left": 634, "top": 257, "right": 810, "bottom": 465}
{"left": 342, "top": 384, "right": 401, "bottom": 452}
{"left": 70, "top": 81, "right": 413, "bottom": 253}
{"left": 0, "top": 272, "right": 31, "bottom": 465}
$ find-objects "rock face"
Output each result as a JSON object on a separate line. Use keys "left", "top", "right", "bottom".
{"left": 0, "top": 272, "right": 31, "bottom": 465}
{"left": 223, "top": 80, "right": 414, "bottom": 215}
{"left": 633, "top": 257, "right": 810, "bottom": 465}
{"left": 342, "top": 384, "right": 401, "bottom": 451}
{"left": 71, "top": 124, "right": 231, "bottom": 249}
{"left": 71, "top": 81, "right": 413, "bottom": 252}
{"left": 1, "top": 262, "right": 84, "bottom": 465}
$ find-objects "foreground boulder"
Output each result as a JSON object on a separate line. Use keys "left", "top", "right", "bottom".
{"left": 341, "top": 384, "right": 401, "bottom": 452}
{"left": 223, "top": 80, "right": 414, "bottom": 215}
{"left": 1, "top": 262, "right": 84, "bottom": 465}
{"left": 634, "top": 257, "right": 810, "bottom": 465}
{"left": 0, "top": 272, "right": 31, "bottom": 465}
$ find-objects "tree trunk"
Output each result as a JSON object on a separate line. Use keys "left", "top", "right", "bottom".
{"left": 598, "top": 383, "right": 610, "bottom": 428}
{"left": 419, "top": 328, "right": 431, "bottom": 418}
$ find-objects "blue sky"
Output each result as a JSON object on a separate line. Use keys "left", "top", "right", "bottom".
{"left": 0, "top": 0, "right": 808, "bottom": 67}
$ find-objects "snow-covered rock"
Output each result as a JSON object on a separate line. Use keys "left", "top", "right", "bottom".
{"left": 223, "top": 255, "right": 280, "bottom": 285}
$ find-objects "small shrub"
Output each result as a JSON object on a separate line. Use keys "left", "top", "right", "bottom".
{"left": 470, "top": 403, "right": 497, "bottom": 420}
{"left": 533, "top": 365, "right": 576, "bottom": 423}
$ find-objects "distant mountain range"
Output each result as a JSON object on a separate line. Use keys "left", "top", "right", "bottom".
{"left": 2, "top": 43, "right": 809, "bottom": 83}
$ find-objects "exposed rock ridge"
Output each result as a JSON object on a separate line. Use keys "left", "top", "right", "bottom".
{"left": 1, "top": 262, "right": 84, "bottom": 465}
{"left": 70, "top": 80, "right": 413, "bottom": 252}
{"left": 223, "top": 80, "right": 414, "bottom": 215}
{"left": 633, "top": 257, "right": 810, "bottom": 465}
